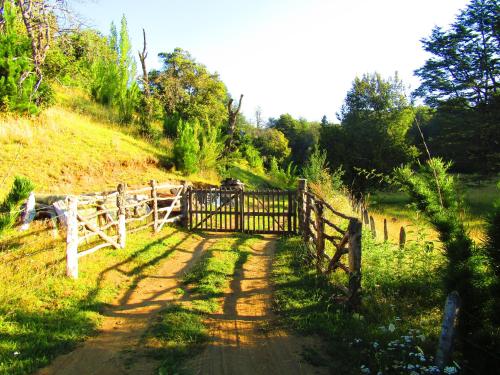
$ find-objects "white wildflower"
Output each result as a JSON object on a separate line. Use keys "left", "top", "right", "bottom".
{"left": 388, "top": 323, "right": 396, "bottom": 332}
{"left": 444, "top": 366, "right": 458, "bottom": 374}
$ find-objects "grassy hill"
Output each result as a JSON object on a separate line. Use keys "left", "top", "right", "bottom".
{"left": 0, "top": 86, "right": 219, "bottom": 197}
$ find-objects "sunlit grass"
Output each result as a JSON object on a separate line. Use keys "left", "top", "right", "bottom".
{"left": 0, "top": 86, "right": 216, "bottom": 197}
{"left": 0, "top": 225, "right": 193, "bottom": 375}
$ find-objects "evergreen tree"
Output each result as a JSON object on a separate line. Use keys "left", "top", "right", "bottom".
{"left": 0, "top": 1, "right": 37, "bottom": 113}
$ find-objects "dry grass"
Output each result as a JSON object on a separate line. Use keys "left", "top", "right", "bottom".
{"left": 0, "top": 86, "right": 218, "bottom": 197}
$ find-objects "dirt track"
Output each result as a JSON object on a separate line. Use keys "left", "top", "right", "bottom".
{"left": 37, "top": 234, "right": 326, "bottom": 375}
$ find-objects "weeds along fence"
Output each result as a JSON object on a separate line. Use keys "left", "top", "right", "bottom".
{"left": 297, "top": 179, "right": 363, "bottom": 310}
{"left": 66, "top": 181, "right": 187, "bottom": 278}
{"left": 350, "top": 200, "right": 412, "bottom": 249}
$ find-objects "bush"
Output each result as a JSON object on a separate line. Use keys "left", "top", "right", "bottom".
{"left": 0, "top": 176, "right": 35, "bottom": 236}
{"left": 269, "top": 157, "right": 298, "bottom": 189}
{"left": 243, "top": 144, "right": 264, "bottom": 171}
{"left": 173, "top": 119, "right": 200, "bottom": 175}
{"left": 198, "top": 124, "right": 223, "bottom": 171}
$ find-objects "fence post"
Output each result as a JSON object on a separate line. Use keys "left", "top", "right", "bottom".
{"left": 117, "top": 183, "right": 127, "bottom": 249}
{"left": 66, "top": 196, "right": 79, "bottom": 279}
{"left": 297, "top": 179, "right": 307, "bottom": 234}
{"left": 315, "top": 200, "right": 325, "bottom": 274}
{"left": 180, "top": 182, "right": 189, "bottom": 228}
{"left": 399, "top": 226, "right": 406, "bottom": 249}
{"left": 150, "top": 180, "right": 158, "bottom": 232}
{"left": 347, "top": 218, "right": 362, "bottom": 310}
{"left": 383, "top": 218, "right": 388, "bottom": 242}
{"left": 369, "top": 215, "right": 376, "bottom": 238}
{"left": 239, "top": 187, "right": 245, "bottom": 233}
{"left": 436, "top": 291, "right": 461, "bottom": 370}
{"left": 304, "top": 192, "right": 312, "bottom": 244}
{"left": 363, "top": 208, "right": 369, "bottom": 225}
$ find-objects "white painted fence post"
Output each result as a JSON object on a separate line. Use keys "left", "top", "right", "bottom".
{"left": 66, "top": 196, "right": 79, "bottom": 279}
{"left": 117, "top": 183, "right": 126, "bottom": 249}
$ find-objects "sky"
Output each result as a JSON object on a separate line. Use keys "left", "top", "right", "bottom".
{"left": 71, "top": 0, "right": 471, "bottom": 123}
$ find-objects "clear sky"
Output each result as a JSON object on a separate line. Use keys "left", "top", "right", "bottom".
{"left": 72, "top": 0, "right": 470, "bottom": 123}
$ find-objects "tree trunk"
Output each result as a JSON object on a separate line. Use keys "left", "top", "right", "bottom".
{"left": 224, "top": 94, "right": 243, "bottom": 155}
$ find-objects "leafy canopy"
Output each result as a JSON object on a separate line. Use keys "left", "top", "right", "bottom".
{"left": 414, "top": 0, "right": 500, "bottom": 107}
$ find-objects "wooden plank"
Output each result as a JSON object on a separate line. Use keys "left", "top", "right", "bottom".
{"left": 150, "top": 180, "right": 158, "bottom": 231}
{"left": 288, "top": 191, "right": 292, "bottom": 233}
{"left": 66, "top": 196, "right": 79, "bottom": 279}
{"left": 78, "top": 242, "right": 113, "bottom": 258}
{"left": 156, "top": 187, "right": 183, "bottom": 232}
{"left": 77, "top": 214, "right": 121, "bottom": 249}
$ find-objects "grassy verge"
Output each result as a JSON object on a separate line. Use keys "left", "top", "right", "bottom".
{"left": 142, "top": 234, "right": 258, "bottom": 374}
{"left": 0, "top": 224, "right": 194, "bottom": 375}
{"left": 272, "top": 234, "right": 448, "bottom": 374}
{"left": 369, "top": 175, "right": 499, "bottom": 241}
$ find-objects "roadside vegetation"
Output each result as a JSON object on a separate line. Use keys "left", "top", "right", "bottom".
{"left": 0, "top": 226, "right": 196, "bottom": 375}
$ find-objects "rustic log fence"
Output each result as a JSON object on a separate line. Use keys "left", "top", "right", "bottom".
{"left": 66, "top": 180, "right": 186, "bottom": 278}
{"left": 297, "top": 179, "right": 363, "bottom": 310}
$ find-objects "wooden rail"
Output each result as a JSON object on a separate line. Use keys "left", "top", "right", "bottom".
{"left": 66, "top": 180, "right": 187, "bottom": 278}
{"left": 297, "top": 179, "right": 362, "bottom": 311}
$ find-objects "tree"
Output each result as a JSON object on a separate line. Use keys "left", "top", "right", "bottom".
{"left": 320, "top": 115, "right": 329, "bottom": 127}
{"left": 255, "top": 106, "right": 263, "bottom": 128}
{"left": 414, "top": 0, "right": 500, "bottom": 107}
{"left": 253, "top": 128, "right": 291, "bottom": 165}
{"left": 323, "top": 73, "right": 418, "bottom": 193}
{"left": 223, "top": 94, "right": 243, "bottom": 155}
{"left": 151, "top": 48, "right": 228, "bottom": 127}
{"left": 0, "top": 1, "right": 37, "bottom": 113}
{"left": 269, "top": 114, "right": 320, "bottom": 167}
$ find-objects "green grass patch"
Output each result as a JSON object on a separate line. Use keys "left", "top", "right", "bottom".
{"left": 272, "top": 234, "right": 447, "bottom": 374}
{"left": 146, "top": 305, "right": 208, "bottom": 375}
{"left": 0, "top": 226, "right": 193, "bottom": 375}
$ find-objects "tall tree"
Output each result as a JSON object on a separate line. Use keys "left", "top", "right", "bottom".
{"left": 224, "top": 94, "right": 243, "bottom": 154}
{"left": 151, "top": 48, "right": 228, "bottom": 128}
{"left": 323, "top": 73, "right": 418, "bottom": 193}
{"left": 414, "top": 0, "right": 500, "bottom": 107}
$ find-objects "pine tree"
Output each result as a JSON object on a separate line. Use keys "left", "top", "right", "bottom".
{"left": 0, "top": 1, "right": 37, "bottom": 113}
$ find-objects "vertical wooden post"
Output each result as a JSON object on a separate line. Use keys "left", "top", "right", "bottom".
{"left": 304, "top": 193, "right": 312, "bottom": 244}
{"left": 180, "top": 183, "right": 189, "bottom": 228}
{"left": 66, "top": 196, "right": 79, "bottom": 279}
{"left": 347, "top": 218, "right": 362, "bottom": 310}
{"left": 239, "top": 187, "right": 245, "bottom": 233}
{"left": 369, "top": 215, "right": 376, "bottom": 238}
{"left": 436, "top": 291, "right": 461, "bottom": 370}
{"left": 315, "top": 201, "right": 325, "bottom": 274}
{"left": 297, "top": 179, "right": 307, "bottom": 234}
{"left": 399, "top": 226, "right": 406, "bottom": 249}
{"left": 287, "top": 190, "right": 293, "bottom": 234}
{"left": 383, "top": 218, "right": 388, "bottom": 242}
{"left": 150, "top": 180, "right": 158, "bottom": 232}
{"left": 363, "top": 208, "right": 369, "bottom": 225}
{"left": 117, "top": 183, "right": 127, "bottom": 249}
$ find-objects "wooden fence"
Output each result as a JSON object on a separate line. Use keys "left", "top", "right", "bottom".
{"left": 188, "top": 188, "right": 297, "bottom": 234}
{"left": 297, "top": 179, "right": 363, "bottom": 310}
{"left": 66, "top": 181, "right": 187, "bottom": 278}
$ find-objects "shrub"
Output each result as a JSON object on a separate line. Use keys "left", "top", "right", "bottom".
{"left": 198, "top": 124, "right": 223, "bottom": 171}
{"left": 0, "top": 176, "right": 35, "bottom": 236}
{"left": 173, "top": 119, "right": 200, "bottom": 175}
{"left": 269, "top": 157, "right": 298, "bottom": 189}
{"left": 243, "top": 144, "right": 264, "bottom": 171}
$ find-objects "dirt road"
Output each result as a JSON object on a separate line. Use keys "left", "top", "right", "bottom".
{"left": 185, "top": 237, "right": 326, "bottom": 375}
{"left": 37, "top": 234, "right": 325, "bottom": 375}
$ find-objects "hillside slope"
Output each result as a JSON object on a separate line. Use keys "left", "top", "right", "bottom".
{"left": 0, "top": 87, "right": 217, "bottom": 196}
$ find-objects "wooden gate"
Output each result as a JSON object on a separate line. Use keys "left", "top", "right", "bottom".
{"left": 188, "top": 188, "right": 297, "bottom": 234}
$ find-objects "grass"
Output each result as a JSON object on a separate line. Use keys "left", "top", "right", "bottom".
{"left": 0, "top": 224, "right": 195, "bottom": 375}
{"left": 142, "top": 234, "right": 259, "bottom": 374}
{"left": 0, "top": 86, "right": 217, "bottom": 197}
{"left": 369, "top": 175, "right": 499, "bottom": 242}
{"left": 272, "top": 234, "right": 447, "bottom": 374}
